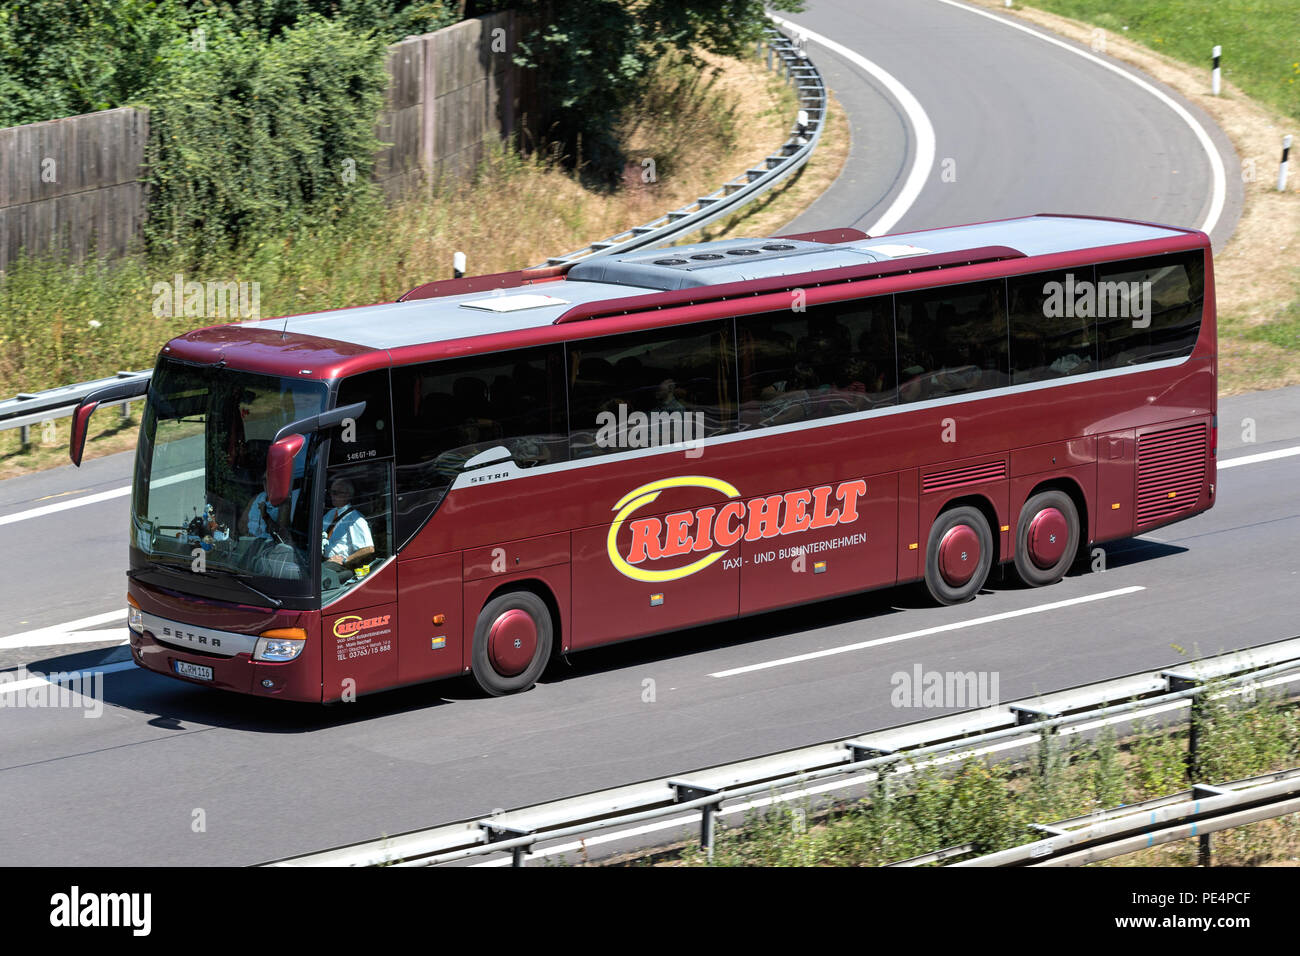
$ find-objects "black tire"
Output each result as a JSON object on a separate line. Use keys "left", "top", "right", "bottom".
{"left": 470, "top": 589, "right": 554, "bottom": 696}
{"left": 1013, "top": 490, "right": 1080, "bottom": 587}
{"left": 923, "top": 505, "right": 994, "bottom": 605}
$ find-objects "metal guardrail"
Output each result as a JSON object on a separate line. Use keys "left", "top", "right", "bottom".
{"left": 0, "top": 24, "right": 827, "bottom": 449}
{"left": 535, "top": 25, "right": 827, "bottom": 267}
{"left": 263, "top": 636, "right": 1300, "bottom": 867}
{"left": 0, "top": 369, "right": 151, "bottom": 447}
{"left": 951, "top": 768, "right": 1300, "bottom": 867}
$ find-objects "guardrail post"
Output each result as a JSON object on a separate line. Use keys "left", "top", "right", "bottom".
{"left": 19, "top": 424, "right": 31, "bottom": 452}
{"left": 1011, "top": 705, "right": 1061, "bottom": 778}
{"left": 478, "top": 820, "right": 533, "bottom": 867}
{"left": 847, "top": 742, "right": 896, "bottom": 801}
{"left": 669, "top": 780, "right": 720, "bottom": 861}
{"left": 1191, "top": 783, "right": 1228, "bottom": 866}
{"left": 1165, "top": 672, "right": 1207, "bottom": 781}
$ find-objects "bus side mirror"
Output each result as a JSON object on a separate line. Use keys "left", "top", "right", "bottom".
{"left": 69, "top": 401, "right": 100, "bottom": 467}
{"left": 68, "top": 375, "right": 152, "bottom": 467}
{"left": 266, "top": 433, "right": 305, "bottom": 507}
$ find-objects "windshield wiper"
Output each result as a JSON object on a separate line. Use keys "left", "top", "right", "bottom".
{"left": 129, "top": 561, "right": 283, "bottom": 610}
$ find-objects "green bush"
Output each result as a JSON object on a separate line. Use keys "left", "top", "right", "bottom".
{"left": 143, "top": 16, "right": 389, "bottom": 261}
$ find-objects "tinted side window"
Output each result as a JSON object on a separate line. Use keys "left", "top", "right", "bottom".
{"left": 737, "top": 298, "right": 896, "bottom": 429}
{"left": 567, "top": 320, "right": 734, "bottom": 458}
{"left": 896, "top": 279, "right": 1008, "bottom": 402}
{"left": 391, "top": 345, "right": 567, "bottom": 546}
{"left": 1008, "top": 268, "right": 1097, "bottom": 384}
{"left": 1096, "top": 251, "right": 1204, "bottom": 368}
{"left": 331, "top": 369, "right": 394, "bottom": 466}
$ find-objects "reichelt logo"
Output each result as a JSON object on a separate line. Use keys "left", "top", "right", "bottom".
{"left": 607, "top": 476, "right": 867, "bottom": 582}
{"left": 333, "top": 614, "right": 391, "bottom": 638}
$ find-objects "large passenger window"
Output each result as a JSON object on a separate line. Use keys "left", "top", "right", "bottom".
{"left": 391, "top": 345, "right": 568, "bottom": 546}
{"left": 1096, "top": 251, "right": 1204, "bottom": 368}
{"left": 736, "top": 298, "right": 896, "bottom": 429}
{"left": 895, "top": 279, "right": 1009, "bottom": 402}
{"left": 567, "top": 320, "right": 734, "bottom": 457}
{"left": 1008, "top": 268, "right": 1097, "bottom": 384}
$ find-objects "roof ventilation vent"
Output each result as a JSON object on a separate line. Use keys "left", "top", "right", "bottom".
{"left": 726, "top": 248, "right": 761, "bottom": 256}
{"left": 654, "top": 258, "right": 688, "bottom": 265}
{"left": 761, "top": 243, "right": 796, "bottom": 251}
{"left": 689, "top": 253, "right": 725, "bottom": 261}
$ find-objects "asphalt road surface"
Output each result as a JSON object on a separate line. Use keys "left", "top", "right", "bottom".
{"left": 0, "top": 0, "right": 1282, "bottom": 865}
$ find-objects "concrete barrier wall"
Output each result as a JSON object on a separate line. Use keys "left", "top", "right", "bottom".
{"left": 0, "top": 11, "right": 536, "bottom": 267}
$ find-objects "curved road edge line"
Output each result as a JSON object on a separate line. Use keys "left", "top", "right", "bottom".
{"left": 931, "top": 0, "right": 1228, "bottom": 237}
{"left": 770, "top": 14, "right": 937, "bottom": 237}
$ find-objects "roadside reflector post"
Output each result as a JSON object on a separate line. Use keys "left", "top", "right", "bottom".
{"left": 478, "top": 820, "right": 533, "bottom": 867}
{"left": 669, "top": 780, "right": 720, "bottom": 860}
{"left": 453, "top": 250, "right": 467, "bottom": 279}
{"left": 1211, "top": 45, "right": 1222, "bottom": 96}
{"left": 1279, "top": 135, "right": 1292, "bottom": 192}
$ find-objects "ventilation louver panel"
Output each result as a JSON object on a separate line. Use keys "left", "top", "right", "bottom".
{"left": 1136, "top": 423, "right": 1206, "bottom": 527}
{"left": 922, "top": 460, "right": 1007, "bottom": 494}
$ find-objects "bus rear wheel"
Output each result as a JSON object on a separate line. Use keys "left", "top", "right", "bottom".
{"left": 1014, "top": 490, "right": 1080, "bottom": 587}
{"left": 471, "top": 590, "right": 554, "bottom": 696}
{"left": 923, "top": 505, "right": 993, "bottom": 605}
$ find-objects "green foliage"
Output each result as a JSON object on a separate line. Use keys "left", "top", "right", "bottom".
{"left": 143, "top": 15, "right": 389, "bottom": 260}
{"left": 0, "top": 0, "right": 187, "bottom": 126}
{"left": 495, "top": 0, "right": 805, "bottom": 183}
{"left": 1026, "top": 0, "right": 1300, "bottom": 122}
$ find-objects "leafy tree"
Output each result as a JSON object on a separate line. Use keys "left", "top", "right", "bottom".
{"left": 481, "top": 0, "right": 806, "bottom": 183}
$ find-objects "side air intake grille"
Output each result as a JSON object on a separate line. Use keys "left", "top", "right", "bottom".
{"left": 1136, "top": 423, "right": 1206, "bottom": 527}
{"left": 922, "top": 460, "right": 1007, "bottom": 494}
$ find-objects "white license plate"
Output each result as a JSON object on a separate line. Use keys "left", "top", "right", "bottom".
{"left": 174, "top": 660, "right": 214, "bottom": 681}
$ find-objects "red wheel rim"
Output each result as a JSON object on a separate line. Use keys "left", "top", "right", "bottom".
{"left": 488, "top": 609, "right": 537, "bottom": 676}
{"left": 1027, "top": 507, "right": 1068, "bottom": 569}
{"left": 938, "top": 524, "right": 981, "bottom": 587}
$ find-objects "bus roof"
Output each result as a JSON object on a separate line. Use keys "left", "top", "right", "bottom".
{"left": 212, "top": 214, "right": 1196, "bottom": 358}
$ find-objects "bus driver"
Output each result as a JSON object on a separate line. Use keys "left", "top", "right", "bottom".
{"left": 321, "top": 478, "right": 375, "bottom": 573}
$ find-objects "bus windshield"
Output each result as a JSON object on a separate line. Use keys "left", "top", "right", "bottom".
{"left": 130, "top": 358, "right": 328, "bottom": 605}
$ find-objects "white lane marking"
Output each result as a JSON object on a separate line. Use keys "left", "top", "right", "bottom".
{"left": 709, "top": 585, "right": 1145, "bottom": 678}
{"left": 0, "top": 662, "right": 136, "bottom": 698}
{"left": 0, "top": 466, "right": 202, "bottom": 527}
{"left": 1218, "top": 445, "right": 1300, "bottom": 469}
{"left": 0, "top": 610, "right": 127, "bottom": 649}
{"left": 769, "top": 15, "right": 936, "bottom": 236}
{"left": 0, "top": 485, "right": 131, "bottom": 527}
{"left": 932, "top": 0, "right": 1227, "bottom": 237}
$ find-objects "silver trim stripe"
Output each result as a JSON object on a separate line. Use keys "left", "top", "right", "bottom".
{"left": 143, "top": 611, "right": 258, "bottom": 658}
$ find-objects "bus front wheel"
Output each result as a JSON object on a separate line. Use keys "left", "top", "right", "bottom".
{"left": 1014, "top": 490, "right": 1080, "bottom": 587}
{"left": 923, "top": 505, "right": 993, "bottom": 605}
{"left": 471, "top": 590, "right": 554, "bottom": 696}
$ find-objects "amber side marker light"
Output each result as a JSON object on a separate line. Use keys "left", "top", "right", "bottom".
{"left": 255, "top": 627, "right": 308, "bottom": 662}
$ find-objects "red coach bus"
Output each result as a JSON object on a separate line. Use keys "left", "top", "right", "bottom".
{"left": 72, "top": 214, "right": 1216, "bottom": 700}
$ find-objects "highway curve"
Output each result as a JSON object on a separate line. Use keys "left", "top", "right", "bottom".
{"left": 1, "top": 0, "right": 1288, "bottom": 865}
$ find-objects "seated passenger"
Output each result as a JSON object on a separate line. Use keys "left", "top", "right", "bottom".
{"left": 240, "top": 476, "right": 281, "bottom": 540}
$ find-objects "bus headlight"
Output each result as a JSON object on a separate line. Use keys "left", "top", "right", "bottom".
{"left": 127, "top": 596, "right": 143, "bottom": 635}
{"left": 254, "top": 628, "right": 308, "bottom": 662}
